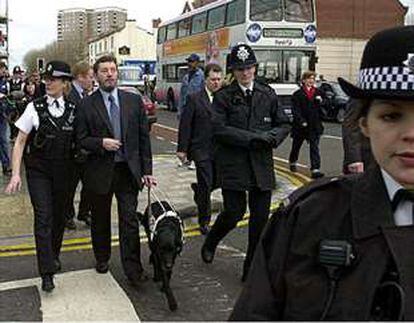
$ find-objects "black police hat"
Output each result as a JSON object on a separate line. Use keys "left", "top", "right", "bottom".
{"left": 338, "top": 26, "right": 414, "bottom": 101}
{"left": 13, "top": 66, "right": 22, "bottom": 74}
{"left": 42, "top": 61, "right": 72, "bottom": 79}
{"left": 229, "top": 44, "right": 257, "bottom": 70}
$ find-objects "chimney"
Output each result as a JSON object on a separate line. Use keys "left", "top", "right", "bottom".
{"left": 152, "top": 18, "right": 161, "bottom": 29}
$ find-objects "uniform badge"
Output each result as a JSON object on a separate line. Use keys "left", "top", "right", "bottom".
{"left": 47, "top": 64, "right": 53, "bottom": 72}
{"left": 403, "top": 53, "right": 414, "bottom": 73}
{"left": 237, "top": 46, "right": 250, "bottom": 62}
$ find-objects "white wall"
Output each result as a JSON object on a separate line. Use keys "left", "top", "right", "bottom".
{"left": 316, "top": 38, "right": 367, "bottom": 83}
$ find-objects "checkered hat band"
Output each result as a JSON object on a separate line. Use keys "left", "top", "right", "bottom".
{"left": 358, "top": 67, "right": 414, "bottom": 91}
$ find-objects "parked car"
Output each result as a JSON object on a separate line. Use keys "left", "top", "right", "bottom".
{"left": 118, "top": 86, "right": 157, "bottom": 130}
{"left": 317, "top": 81, "right": 349, "bottom": 123}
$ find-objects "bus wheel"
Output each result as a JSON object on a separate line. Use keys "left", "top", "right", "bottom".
{"left": 167, "top": 91, "right": 176, "bottom": 112}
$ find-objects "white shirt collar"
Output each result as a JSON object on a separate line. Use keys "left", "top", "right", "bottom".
{"left": 238, "top": 82, "right": 254, "bottom": 95}
{"left": 381, "top": 169, "right": 404, "bottom": 202}
{"left": 46, "top": 95, "right": 65, "bottom": 108}
{"left": 205, "top": 86, "right": 213, "bottom": 103}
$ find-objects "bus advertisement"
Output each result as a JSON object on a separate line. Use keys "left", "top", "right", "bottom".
{"left": 155, "top": 0, "right": 317, "bottom": 111}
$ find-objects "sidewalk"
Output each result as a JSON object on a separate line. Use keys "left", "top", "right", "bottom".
{"left": 0, "top": 154, "right": 307, "bottom": 250}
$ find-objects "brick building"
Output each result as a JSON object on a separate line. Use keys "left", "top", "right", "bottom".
{"left": 316, "top": 0, "right": 407, "bottom": 82}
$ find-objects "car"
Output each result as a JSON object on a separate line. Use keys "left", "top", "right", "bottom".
{"left": 317, "top": 81, "right": 349, "bottom": 123}
{"left": 118, "top": 86, "right": 157, "bottom": 131}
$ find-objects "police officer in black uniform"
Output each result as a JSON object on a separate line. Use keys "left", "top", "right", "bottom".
{"left": 9, "top": 66, "right": 24, "bottom": 93}
{"left": 201, "top": 44, "right": 291, "bottom": 281}
{"left": 230, "top": 26, "right": 414, "bottom": 321}
{"left": 5, "top": 61, "right": 75, "bottom": 293}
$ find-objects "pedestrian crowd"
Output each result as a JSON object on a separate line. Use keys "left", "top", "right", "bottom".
{"left": 2, "top": 25, "right": 414, "bottom": 321}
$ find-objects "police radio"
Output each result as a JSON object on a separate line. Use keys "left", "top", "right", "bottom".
{"left": 318, "top": 240, "right": 356, "bottom": 320}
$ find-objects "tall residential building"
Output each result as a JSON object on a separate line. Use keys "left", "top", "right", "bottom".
{"left": 57, "top": 7, "right": 127, "bottom": 42}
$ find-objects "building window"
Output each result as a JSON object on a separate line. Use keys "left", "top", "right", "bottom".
{"left": 111, "top": 36, "right": 114, "bottom": 49}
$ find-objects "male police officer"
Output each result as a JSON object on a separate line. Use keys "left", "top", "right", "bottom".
{"left": 201, "top": 44, "right": 291, "bottom": 281}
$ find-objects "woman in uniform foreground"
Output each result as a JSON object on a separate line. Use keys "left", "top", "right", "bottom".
{"left": 230, "top": 26, "right": 414, "bottom": 321}
{"left": 5, "top": 61, "right": 75, "bottom": 293}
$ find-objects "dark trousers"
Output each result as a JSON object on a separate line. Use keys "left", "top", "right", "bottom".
{"left": 289, "top": 133, "right": 321, "bottom": 170}
{"left": 26, "top": 160, "right": 70, "bottom": 276}
{"left": 88, "top": 163, "right": 142, "bottom": 278}
{"left": 205, "top": 189, "right": 271, "bottom": 274}
{"left": 194, "top": 159, "right": 215, "bottom": 226}
{"left": 66, "top": 165, "right": 90, "bottom": 220}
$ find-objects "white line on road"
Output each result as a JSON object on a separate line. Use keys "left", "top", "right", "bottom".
{"left": 155, "top": 136, "right": 165, "bottom": 141}
{"left": 0, "top": 270, "right": 140, "bottom": 322}
{"left": 322, "top": 134, "right": 342, "bottom": 140}
{"left": 170, "top": 141, "right": 178, "bottom": 146}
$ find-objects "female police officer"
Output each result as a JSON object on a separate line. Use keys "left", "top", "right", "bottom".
{"left": 230, "top": 26, "right": 414, "bottom": 321}
{"left": 5, "top": 61, "right": 75, "bottom": 292}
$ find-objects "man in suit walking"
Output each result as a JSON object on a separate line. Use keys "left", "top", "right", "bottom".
{"left": 76, "top": 55, "right": 156, "bottom": 285}
{"left": 177, "top": 64, "right": 223, "bottom": 235}
{"left": 65, "top": 61, "right": 94, "bottom": 230}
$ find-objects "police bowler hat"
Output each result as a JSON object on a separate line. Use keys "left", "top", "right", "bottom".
{"left": 186, "top": 53, "right": 201, "bottom": 62}
{"left": 42, "top": 61, "right": 72, "bottom": 80}
{"left": 229, "top": 44, "right": 257, "bottom": 70}
{"left": 338, "top": 26, "right": 414, "bottom": 101}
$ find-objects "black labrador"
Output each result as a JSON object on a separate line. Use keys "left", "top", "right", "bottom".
{"left": 138, "top": 201, "right": 183, "bottom": 311}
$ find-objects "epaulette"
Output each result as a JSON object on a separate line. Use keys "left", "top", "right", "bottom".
{"left": 273, "top": 176, "right": 345, "bottom": 217}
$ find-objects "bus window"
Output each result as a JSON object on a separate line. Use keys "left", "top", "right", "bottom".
{"left": 285, "top": 0, "right": 314, "bottom": 22}
{"left": 226, "top": 0, "right": 246, "bottom": 26}
{"left": 166, "top": 23, "right": 177, "bottom": 40}
{"left": 208, "top": 5, "right": 226, "bottom": 30}
{"left": 178, "top": 18, "right": 191, "bottom": 38}
{"left": 255, "top": 50, "right": 283, "bottom": 84}
{"left": 157, "top": 27, "right": 166, "bottom": 44}
{"left": 283, "top": 51, "right": 311, "bottom": 83}
{"left": 191, "top": 12, "right": 207, "bottom": 34}
{"left": 250, "top": 0, "right": 282, "bottom": 21}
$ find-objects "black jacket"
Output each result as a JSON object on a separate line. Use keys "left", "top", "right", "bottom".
{"left": 230, "top": 166, "right": 414, "bottom": 320}
{"left": 291, "top": 87, "right": 324, "bottom": 138}
{"left": 75, "top": 89, "right": 152, "bottom": 194}
{"left": 67, "top": 86, "right": 82, "bottom": 107}
{"left": 212, "top": 81, "right": 290, "bottom": 191}
{"left": 177, "top": 89, "right": 213, "bottom": 162}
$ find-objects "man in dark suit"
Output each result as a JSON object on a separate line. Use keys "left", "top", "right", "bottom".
{"left": 177, "top": 64, "right": 223, "bottom": 235}
{"left": 65, "top": 61, "right": 94, "bottom": 230}
{"left": 76, "top": 55, "right": 156, "bottom": 284}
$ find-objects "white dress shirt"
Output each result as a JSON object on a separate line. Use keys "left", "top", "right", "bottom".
{"left": 238, "top": 82, "right": 254, "bottom": 96}
{"left": 15, "top": 95, "right": 65, "bottom": 134}
{"left": 381, "top": 169, "right": 414, "bottom": 226}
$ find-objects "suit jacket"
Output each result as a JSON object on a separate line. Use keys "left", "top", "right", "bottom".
{"left": 75, "top": 88, "right": 152, "bottom": 194}
{"left": 231, "top": 166, "right": 414, "bottom": 320}
{"left": 177, "top": 89, "right": 213, "bottom": 162}
{"left": 67, "top": 86, "right": 82, "bottom": 106}
{"left": 291, "top": 87, "right": 324, "bottom": 138}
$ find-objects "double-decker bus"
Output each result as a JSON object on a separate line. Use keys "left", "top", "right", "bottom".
{"left": 155, "top": 0, "right": 317, "bottom": 111}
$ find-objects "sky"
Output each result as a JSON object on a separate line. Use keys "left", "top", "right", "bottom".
{"left": 6, "top": 0, "right": 186, "bottom": 67}
{"left": 4, "top": 0, "right": 414, "bottom": 68}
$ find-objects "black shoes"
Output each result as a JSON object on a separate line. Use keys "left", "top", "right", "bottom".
{"left": 65, "top": 218, "right": 76, "bottom": 230}
{"left": 289, "top": 163, "right": 297, "bottom": 172}
{"left": 77, "top": 213, "right": 92, "bottom": 226}
{"left": 95, "top": 261, "right": 109, "bottom": 274}
{"left": 127, "top": 271, "right": 149, "bottom": 287}
{"left": 201, "top": 244, "right": 215, "bottom": 264}
{"left": 311, "top": 170, "right": 325, "bottom": 179}
{"left": 41, "top": 275, "right": 55, "bottom": 292}
{"left": 199, "top": 224, "right": 210, "bottom": 235}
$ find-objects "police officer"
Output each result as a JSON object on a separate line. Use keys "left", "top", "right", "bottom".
{"left": 5, "top": 61, "right": 75, "bottom": 293}
{"left": 201, "top": 44, "right": 291, "bottom": 281}
{"left": 230, "top": 26, "right": 414, "bottom": 321}
{"left": 9, "top": 66, "right": 24, "bottom": 93}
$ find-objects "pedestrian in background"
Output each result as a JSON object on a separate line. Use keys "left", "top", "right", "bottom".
{"left": 65, "top": 61, "right": 94, "bottom": 230}
{"left": 177, "top": 63, "right": 223, "bottom": 235}
{"left": 5, "top": 61, "right": 75, "bottom": 293}
{"left": 0, "top": 62, "right": 11, "bottom": 176}
{"left": 201, "top": 44, "right": 290, "bottom": 282}
{"left": 288, "top": 71, "right": 325, "bottom": 179}
{"left": 177, "top": 53, "right": 204, "bottom": 119}
{"left": 76, "top": 55, "right": 156, "bottom": 286}
{"left": 231, "top": 26, "right": 414, "bottom": 321}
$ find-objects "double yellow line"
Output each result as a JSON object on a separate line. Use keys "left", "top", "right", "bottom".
{"left": 0, "top": 165, "right": 308, "bottom": 257}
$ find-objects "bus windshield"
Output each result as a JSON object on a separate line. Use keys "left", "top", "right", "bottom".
{"left": 255, "top": 50, "right": 312, "bottom": 84}
{"left": 250, "top": 0, "right": 313, "bottom": 22}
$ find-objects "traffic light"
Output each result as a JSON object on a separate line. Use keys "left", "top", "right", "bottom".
{"left": 37, "top": 58, "right": 45, "bottom": 72}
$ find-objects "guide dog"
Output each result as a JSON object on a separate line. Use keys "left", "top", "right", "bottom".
{"left": 139, "top": 200, "right": 183, "bottom": 311}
